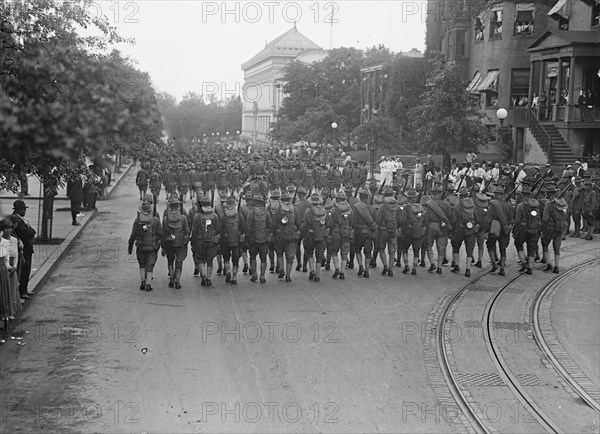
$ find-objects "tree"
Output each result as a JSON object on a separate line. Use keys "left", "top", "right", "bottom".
{"left": 408, "top": 52, "right": 487, "bottom": 169}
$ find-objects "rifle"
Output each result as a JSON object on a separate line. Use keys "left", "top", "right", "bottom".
{"left": 153, "top": 193, "right": 157, "bottom": 218}
{"left": 180, "top": 193, "right": 184, "bottom": 214}
{"left": 210, "top": 188, "right": 215, "bottom": 208}
{"left": 455, "top": 173, "right": 465, "bottom": 193}
{"left": 237, "top": 192, "right": 243, "bottom": 212}
{"left": 556, "top": 181, "right": 572, "bottom": 199}
{"left": 378, "top": 179, "right": 386, "bottom": 195}
{"left": 480, "top": 177, "right": 494, "bottom": 194}
{"left": 530, "top": 172, "right": 550, "bottom": 195}
{"left": 292, "top": 187, "right": 298, "bottom": 205}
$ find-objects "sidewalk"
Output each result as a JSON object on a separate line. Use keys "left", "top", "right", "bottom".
{"left": 0, "top": 159, "right": 135, "bottom": 299}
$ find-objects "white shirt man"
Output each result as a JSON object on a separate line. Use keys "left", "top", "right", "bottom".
{"left": 515, "top": 165, "right": 527, "bottom": 191}
{"left": 466, "top": 152, "right": 477, "bottom": 163}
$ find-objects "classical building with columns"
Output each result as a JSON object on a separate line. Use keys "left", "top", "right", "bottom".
{"left": 240, "top": 25, "right": 327, "bottom": 146}
{"left": 428, "top": 0, "right": 599, "bottom": 163}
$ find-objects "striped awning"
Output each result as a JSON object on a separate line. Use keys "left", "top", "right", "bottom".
{"left": 466, "top": 72, "right": 482, "bottom": 93}
{"left": 477, "top": 70, "right": 499, "bottom": 92}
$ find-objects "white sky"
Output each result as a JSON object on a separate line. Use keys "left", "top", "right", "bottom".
{"left": 99, "top": 1, "right": 428, "bottom": 102}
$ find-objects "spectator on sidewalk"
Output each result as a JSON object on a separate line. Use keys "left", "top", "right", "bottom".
{"left": 67, "top": 173, "right": 84, "bottom": 226}
{"left": 10, "top": 200, "right": 35, "bottom": 301}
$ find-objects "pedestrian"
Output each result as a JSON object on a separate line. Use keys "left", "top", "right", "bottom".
{"left": 0, "top": 219, "right": 14, "bottom": 342}
{"left": 67, "top": 173, "right": 84, "bottom": 226}
{"left": 163, "top": 196, "right": 191, "bottom": 289}
{"left": 1, "top": 218, "right": 20, "bottom": 319}
{"left": 413, "top": 158, "right": 423, "bottom": 190}
{"left": 450, "top": 187, "right": 477, "bottom": 277}
{"left": 247, "top": 194, "right": 273, "bottom": 283}
{"left": 11, "top": 199, "right": 35, "bottom": 300}
{"left": 128, "top": 194, "right": 162, "bottom": 291}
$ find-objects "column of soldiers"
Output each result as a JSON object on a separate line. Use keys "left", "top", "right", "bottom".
{"left": 128, "top": 147, "right": 599, "bottom": 291}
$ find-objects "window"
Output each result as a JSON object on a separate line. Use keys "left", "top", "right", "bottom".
{"left": 514, "top": 3, "right": 535, "bottom": 36}
{"left": 474, "top": 12, "right": 485, "bottom": 42}
{"left": 489, "top": 6, "right": 503, "bottom": 39}
{"left": 510, "top": 69, "right": 530, "bottom": 106}
{"left": 477, "top": 70, "right": 500, "bottom": 107}
{"left": 593, "top": 1, "right": 600, "bottom": 27}
{"left": 448, "top": 29, "right": 468, "bottom": 59}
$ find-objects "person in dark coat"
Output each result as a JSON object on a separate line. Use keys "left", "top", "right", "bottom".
{"left": 67, "top": 174, "right": 84, "bottom": 226}
{"left": 11, "top": 199, "right": 36, "bottom": 300}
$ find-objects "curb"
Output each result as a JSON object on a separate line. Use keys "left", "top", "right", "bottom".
{"left": 3, "top": 163, "right": 135, "bottom": 334}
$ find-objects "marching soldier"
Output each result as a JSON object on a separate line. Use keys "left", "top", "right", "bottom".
{"left": 239, "top": 192, "right": 253, "bottom": 274}
{"left": 582, "top": 180, "right": 597, "bottom": 240}
{"left": 352, "top": 188, "right": 378, "bottom": 278}
{"left": 191, "top": 195, "right": 221, "bottom": 287}
{"left": 128, "top": 194, "right": 162, "bottom": 291}
{"left": 221, "top": 195, "right": 246, "bottom": 285}
{"left": 570, "top": 176, "right": 584, "bottom": 237}
{"left": 149, "top": 164, "right": 162, "bottom": 199}
{"left": 162, "top": 196, "right": 190, "bottom": 289}
{"left": 474, "top": 192, "right": 492, "bottom": 268}
{"left": 272, "top": 192, "right": 301, "bottom": 282}
{"left": 487, "top": 185, "right": 513, "bottom": 275}
{"left": 423, "top": 185, "right": 451, "bottom": 274}
{"left": 295, "top": 187, "right": 310, "bottom": 272}
{"left": 135, "top": 164, "right": 149, "bottom": 201}
{"left": 302, "top": 194, "right": 329, "bottom": 282}
{"left": 247, "top": 194, "right": 273, "bottom": 283}
{"left": 450, "top": 187, "right": 477, "bottom": 277}
{"left": 329, "top": 191, "right": 353, "bottom": 279}
{"left": 370, "top": 191, "right": 384, "bottom": 268}
{"left": 513, "top": 185, "right": 541, "bottom": 275}
{"left": 376, "top": 188, "right": 401, "bottom": 277}
{"left": 541, "top": 185, "right": 567, "bottom": 273}
{"left": 400, "top": 188, "right": 426, "bottom": 275}
{"left": 267, "top": 188, "right": 281, "bottom": 273}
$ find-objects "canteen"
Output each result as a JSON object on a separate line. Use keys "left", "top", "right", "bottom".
{"left": 205, "top": 219, "right": 212, "bottom": 226}
{"left": 466, "top": 222, "right": 473, "bottom": 229}
{"left": 142, "top": 224, "right": 149, "bottom": 231}
{"left": 282, "top": 216, "right": 289, "bottom": 224}
{"left": 170, "top": 234, "right": 176, "bottom": 240}
{"left": 530, "top": 210, "right": 538, "bottom": 217}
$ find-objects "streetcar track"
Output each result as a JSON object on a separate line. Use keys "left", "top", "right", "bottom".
{"left": 436, "top": 243, "right": 599, "bottom": 434}
{"left": 531, "top": 259, "right": 600, "bottom": 414}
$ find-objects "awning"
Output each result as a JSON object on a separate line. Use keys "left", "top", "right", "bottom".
{"left": 548, "top": 0, "right": 569, "bottom": 21}
{"left": 466, "top": 72, "right": 482, "bottom": 93}
{"left": 477, "top": 70, "right": 499, "bottom": 92}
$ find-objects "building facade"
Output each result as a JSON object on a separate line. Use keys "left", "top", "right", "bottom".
{"left": 240, "top": 26, "right": 327, "bottom": 146}
{"left": 429, "top": 0, "right": 600, "bottom": 164}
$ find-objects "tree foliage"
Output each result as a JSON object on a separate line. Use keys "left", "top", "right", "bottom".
{"left": 408, "top": 52, "right": 487, "bottom": 165}
{"left": 0, "top": 0, "right": 163, "bottom": 192}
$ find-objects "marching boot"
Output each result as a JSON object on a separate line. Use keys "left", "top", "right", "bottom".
{"left": 465, "top": 257, "right": 472, "bottom": 277}
{"left": 285, "top": 262, "right": 292, "bottom": 282}
{"left": 357, "top": 265, "right": 364, "bottom": 276}
{"left": 488, "top": 249, "right": 497, "bottom": 272}
{"left": 370, "top": 250, "right": 378, "bottom": 268}
{"left": 250, "top": 260, "right": 258, "bottom": 282}
{"left": 216, "top": 256, "right": 223, "bottom": 275}
{"left": 242, "top": 251, "right": 248, "bottom": 273}
{"left": 388, "top": 254, "right": 394, "bottom": 276}
{"left": 174, "top": 269, "right": 182, "bottom": 289}
{"left": 140, "top": 280, "right": 146, "bottom": 291}
{"left": 145, "top": 272, "right": 153, "bottom": 291}
{"left": 260, "top": 262, "right": 267, "bottom": 283}
{"left": 231, "top": 266, "right": 238, "bottom": 285}
{"left": 451, "top": 253, "right": 460, "bottom": 273}
{"left": 206, "top": 262, "right": 213, "bottom": 286}
{"left": 302, "top": 254, "right": 308, "bottom": 272}
{"left": 168, "top": 265, "right": 175, "bottom": 287}
{"left": 325, "top": 253, "right": 331, "bottom": 271}
{"left": 553, "top": 255, "right": 560, "bottom": 274}
{"left": 168, "top": 264, "right": 174, "bottom": 278}
{"left": 314, "top": 264, "right": 321, "bottom": 282}
{"left": 308, "top": 258, "right": 315, "bottom": 280}
{"left": 332, "top": 257, "right": 340, "bottom": 278}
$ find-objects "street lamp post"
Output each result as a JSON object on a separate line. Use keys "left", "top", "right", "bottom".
{"left": 330, "top": 122, "right": 338, "bottom": 166}
{"left": 496, "top": 108, "right": 508, "bottom": 163}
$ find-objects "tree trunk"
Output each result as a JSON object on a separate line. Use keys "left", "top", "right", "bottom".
{"left": 442, "top": 149, "right": 451, "bottom": 172}
{"left": 40, "top": 184, "right": 56, "bottom": 242}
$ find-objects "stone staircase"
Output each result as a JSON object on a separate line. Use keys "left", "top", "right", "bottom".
{"left": 529, "top": 122, "right": 576, "bottom": 166}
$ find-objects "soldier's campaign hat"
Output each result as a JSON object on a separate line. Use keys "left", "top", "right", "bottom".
{"left": 373, "top": 194, "right": 384, "bottom": 205}
{"left": 335, "top": 190, "right": 347, "bottom": 200}
{"left": 143, "top": 193, "right": 154, "bottom": 203}
{"left": 140, "top": 201, "right": 152, "bottom": 213}
{"left": 281, "top": 191, "right": 292, "bottom": 201}
{"left": 521, "top": 186, "right": 531, "bottom": 194}
{"left": 554, "top": 197, "right": 568, "bottom": 211}
{"left": 492, "top": 185, "right": 505, "bottom": 194}
{"left": 218, "top": 191, "right": 229, "bottom": 202}
{"left": 584, "top": 180, "right": 593, "bottom": 186}
{"left": 13, "top": 199, "right": 28, "bottom": 209}
{"left": 544, "top": 185, "right": 557, "bottom": 193}
{"left": 431, "top": 185, "right": 443, "bottom": 193}
{"left": 324, "top": 198, "right": 334, "bottom": 211}
{"left": 168, "top": 196, "right": 181, "bottom": 205}
{"left": 445, "top": 184, "right": 455, "bottom": 192}
{"left": 297, "top": 186, "right": 307, "bottom": 195}
{"left": 286, "top": 185, "right": 296, "bottom": 194}
{"left": 573, "top": 176, "right": 583, "bottom": 183}
{"left": 383, "top": 187, "right": 394, "bottom": 196}
{"left": 476, "top": 193, "right": 490, "bottom": 203}
{"left": 253, "top": 194, "right": 265, "bottom": 203}
{"left": 344, "top": 184, "right": 353, "bottom": 192}
{"left": 270, "top": 189, "right": 281, "bottom": 198}
{"left": 308, "top": 193, "right": 322, "bottom": 204}
{"left": 405, "top": 188, "right": 418, "bottom": 198}
{"left": 198, "top": 194, "right": 211, "bottom": 204}
{"left": 458, "top": 187, "right": 469, "bottom": 196}
{"left": 225, "top": 196, "right": 236, "bottom": 206}
{"left": 397, "top": 194, "right": 408, "bottom": 205}
{"left": 358, "top": 187, "right": 370, "bottom": 196}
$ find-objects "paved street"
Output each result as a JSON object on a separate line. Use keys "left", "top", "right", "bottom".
{"left": 0, "top": 168, "right": 598, "bottom": 434}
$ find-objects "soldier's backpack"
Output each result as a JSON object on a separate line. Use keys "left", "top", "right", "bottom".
{"left": 149, "top": 171, "right": 160, "bottom": 186}
{"left": 408, "top": 203, "right": 425, "bottom": 238}
{"left": 137, "top": 170, "right": 149, "bottom": 186}
{"left": 137, "top": 210, "right": 155, "bottom": 252}
{"left": 335, "top": 202, "right": 353, "bottom": 239}
{"left": 280, "top": 202, "right": 296, "bottom": 241}
{"left": 459, "top": 198, "right": 477, "bottom": 235}
{"left": 383, "top": 199, "right": 399, "bottom": 233}
{"left": 252, "top": 208, "right": 269, "bottom": 243}
{"left": 166, "top": 210, "right": 185, "bottom": 247}
{"left": 523, "top": 199, "right": 541, "bottom": 235}
{"left": 224, "top": 206, "right": 240, "bottom": 245}
{"left": 312, "top": 206, "right": 327, "bottom": 241}
{"left": 199, "top": 210, "right": 217, "bottom": 242}
{"left": 476, "top": 204, "right": 492, "bottom": 232}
